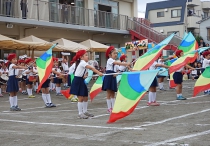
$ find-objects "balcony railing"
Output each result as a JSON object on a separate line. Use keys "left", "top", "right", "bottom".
{"left": 0, "top": 0, "right": 128, "bottom": 30}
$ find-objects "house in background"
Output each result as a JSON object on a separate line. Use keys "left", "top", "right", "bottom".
{"left": 145, "top": 0, "right": 210, "bottom": 38}
{"left": 197, "top": 16, "right": 210, "bottom": 45}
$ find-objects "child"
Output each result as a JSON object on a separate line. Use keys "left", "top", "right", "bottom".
{"left": 70, "top": 50, "right": 103, "bottom": 119}
{"left": 147, "top": 61, "right": 169, "bottom": 106}
{"left": 62, "top": 55, "right": 69, "bottom": 88}
{"left": 25, "top": 58, "right": 36, "bottom": 98}
{"left": 191, "top": 62, "right": 198, "bottom": 80}
{"left": 19, "top": 59, "right": 27, "bottom": 95}
{"left": 173, "top": 50, "right": 195, "bottom": 100}
{"left": 33, "top": 63, "right": 39, "bottom": 92}
{"left": 201, "top": 51, "right": 210, "bottom": 94}
{"left": 52, "top": 57, "right": 63, "bottom": 96}
{"left": 102, "top": 46, "right": 130, "bottom": 113}
{"left": 119, "top": 54, "right": 129, "bottom": 72}
{"left": 6, "top": 53, "right": 27, "bottom": 111}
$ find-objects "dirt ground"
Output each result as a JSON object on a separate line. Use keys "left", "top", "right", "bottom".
{"left": 0, "top": 80, "right": 210, "bottom": 146}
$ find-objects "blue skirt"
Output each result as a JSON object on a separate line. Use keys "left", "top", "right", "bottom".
{"left": 67, "top": 75, "right": 71, "bottom": 87}
{"left": 173, "top": 72, "right": 183, "bottom": 84}
{"left": 150, "top": 77, "right": 158, "bottom": 87}
{"left": 102, "top": 70, "right": 117, "bottom": 92}
{"left": 53, "top": 77, "right": 63, "bottom": 84}
{"left": 201, "top": 68, "right": 205, "bottom": 73}
{"left": 70, "top": 76, "right": 88, "bottom": 96}
{"left": 6, "top": 75, "right": 19, "bottom": 92}
{"left": 41, "top": 79, "right": 50, "bottom": 88}
{"left": 21, "top": 76, "right": 27, "bottom": 82}
{"left": 26, "top": 78, "right": 33, "bottom": 85}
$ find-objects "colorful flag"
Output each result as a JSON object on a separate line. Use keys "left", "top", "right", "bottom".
{"left": 89, "top": 76, "right": 104, "bottom": 101}
{"left": 165, "top": 58, "right": 177, "bottom": 88}
{"left": 133, "top": 33, "right": 175, "bottom": 70}
{"left": 193, "top": 67, "right": 210, "bottom": 96}
{"left": 36, "top": 44, "right": 57, "bottom": 92}
{"left": 84, "top": 70, "right": 93, "bottom": 84}
{"left": 169, "top": 50, "right": 198, "bottom": 74}
{"left": 107, "top": 70, "right": 159, "bottom": 123}
{"left": 178, "top": 32, "right": 198, "bottom": 54}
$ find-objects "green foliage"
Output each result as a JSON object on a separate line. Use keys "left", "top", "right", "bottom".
{"left": 195, "top": 35, "right": 203, "bottom": 43}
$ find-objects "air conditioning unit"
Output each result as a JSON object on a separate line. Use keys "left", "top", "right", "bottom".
{"left": 6, "top": 23, "right": 13, "bottom": 28}
{"left": 164, "top": 9, "right": 168, "bottom": 12}
{"left": 160, "top": 29, "right": 164, "bottom": 33}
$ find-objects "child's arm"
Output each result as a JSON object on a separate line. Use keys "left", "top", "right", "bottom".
{"left": 155, "top": 64, "right": 169, "bottom": 68}
{"left": 186, "top": 64, "right": 195, "bottom": 70}
{"left": 113, "top": 61, "right": 130, "bottom": 67}
{"left": 13, "top": 65, "right": 27, "bottom": 70}
{"left": 86, "top": 65, "right": 103, "bottom": 76}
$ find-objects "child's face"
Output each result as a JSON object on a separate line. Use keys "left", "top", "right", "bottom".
{"left": 109, "top": 50, "right": 117, "bottom": 59}
{"left": 180, "top": 52, "right": 184, "bottom": 57}
{"left": 11, "top": 58, "right": 17, "bottom": 64}
{"left": 206, "top": 54, "right": 210, "bottom": 60}
{"left": 54, "top": 61, "right": 58, "bottom": 66}
{"left": 81, "top": 53, "right": 89, "bottom": 62}
{"left": 124, "top": 56, "right": 127, "bottom": 62}
{"left": 63, "top": 58, "right": 67, "bottom": 63}
{"left": 20, "top": 63, "right": 25, "bottom": 66}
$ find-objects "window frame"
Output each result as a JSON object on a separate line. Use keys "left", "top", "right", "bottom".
{"left": 171, "top": 9, "right": 181, "bottom": 18}
{"left": 157, "top": 11, "right": 164, "bottom": 18}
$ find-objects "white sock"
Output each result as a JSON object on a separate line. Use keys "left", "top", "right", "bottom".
{"left": 0, "top": 88, "right": 2, "bottom": 94}
{"left": 159, "top": 82, "right": 163, "bottom": 89}
{"left": 83, "top": 101, "right": 88, "bottom": 113}
{"left": 74, "top": 95, "right": 77, "bottom": 99}
{"left": 78, "top": 102, "right": 83, "bottom": 115}
{"left": 36, "top": 82, "right": 38, "bottom": 90}
{"left": 177, "top": 94, "right": 182, "bottom": 97}
{"left": 27, "top": 88, "right": 31, "bottom": 96}
{"left": 148, "top": 92, "right": 153, "bottom": 103}
{"left": 13, "top": 96, "right": 18, "bottom": 106}
{"left": 50, "top": 82, "right": 52, "bottom": 90}
{"left": 46, "top": 94, "right": 52, "bottom": 103}
{"left": 53, "top": 83, "right": 55, "bottom": 89}
{"left": 110, "top": 98, "right": 115, "bottom": 108}
{"left": 42, "top": 94, "right": 48, "bottom": 104}
{"left": 56, "top": 87, "right": 59, "bottom": 93}
{"left": 106, "top": 99, "right": 112, "bottom": 109}
{"left": 9, "top": 96, "right": 14, "bottom": 107}
{"left": 152, "top": 92, "right": 156, "bottom": 102}
{"left": 58, "top": 87, "right": 61, "bottom": 93}
{"left": 30, "top": 89, "right": 33, "bottom": 95}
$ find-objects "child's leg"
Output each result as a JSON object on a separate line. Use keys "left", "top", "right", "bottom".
{"left": 149, "top": 87, "right": 159, "bottom": 106}
{"left": 83, "top": 97, "right": 94, "bottom": 117}
{"left": 158, "top": 77, "right": 164, "bottom": 89}
{"left": 9, "top": 92, "right": 15, "bottom": 108}
{"left": 56, "top": 83, "right": 61, "bottom": 94}
{"left": 110, "top": 91, "right": 115, "bottom": 108}
{"left": 41, "top": 88, "right": 48, "bottom": 105}
{"left": 0, "top": 85, "right": 2, "bottom": 96}
{"left": 176, "top": 83, "right": 186, "bottom": 100}
{"left": 106, "top": 90, "right": 112, "bottom": 111}
{"left": 78, "top": 96, "right": 84, "bottom": 115}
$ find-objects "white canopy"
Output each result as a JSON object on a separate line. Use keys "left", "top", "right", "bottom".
{"left": 80, "top": 39, "right": 109, "bottom": 52}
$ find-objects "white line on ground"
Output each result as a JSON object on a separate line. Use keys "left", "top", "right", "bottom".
{"left": 135, "top": 108, "right": 210, "bottom": 128}
{"left": 0, "top": 119, "right": 145, "bottom": 130}
{"left": 144, "top": 129, "right": 210, "bottom": 146}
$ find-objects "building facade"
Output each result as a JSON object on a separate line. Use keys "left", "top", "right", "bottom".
{"left": 145, "top": 0, "right": 210, "bottom": 38}
{"left": 0, "top": 0, "right": 138, "bottom": 67}
{"left": 198, "top": 16, "right": 210, "bottom": 45}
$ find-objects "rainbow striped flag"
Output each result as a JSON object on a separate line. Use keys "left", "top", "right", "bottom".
{"left": 107, "top": 70, "right": 159, "bottom": 123}
{"left": 36, "top": 44, "right": 56, "bottom": 92}
{"left": 193, "top": 67, "right": 210, "bottom": 96}
{"left": 166, "top": 58, "right": 177, "bottom": 88}
{"left": 169, "top": 50, "right": 198, "bottom": 74}
{"left": 178, "top": 32, "right": 198, "bottom": 54}
{"left": 90, "top": 76, "right": 104, "bottom": 101}
{"left": 133, "top": 33, "right": 175, "bottom": 70}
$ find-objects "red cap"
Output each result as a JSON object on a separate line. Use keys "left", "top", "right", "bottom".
{"left": 203, "top": 51, "right": 210, "bottom": 57}
{"left": 175, "top": 50, "right": 183, "bottom": 57}
{"left": 19, "top": 59, "right": 25, "bottom": 63}
{"left": 106, "top": 46, "right": 115, "bottom": 58}
{"left": 120, "top": 55, "right": 126, "bottom": 61}
{"left": 7, "top": 53, "right": 16, "bottom": 61}
{"left": 25, "top": 58, "right": 33, "bottom": 64}
{"left": 5, "top": 61, "right": 9, "bottom": 67}
{"left": 76, "top": 50, "right": 86, "bottom": 60}
{"left": 53, "top": 57, "right": 58, "bottom": 62}
{"left": 72, "top": 56, "right": 76, "bottom": 62}
{"left": 159, "top": 53, "right": 163, "bottom": 57}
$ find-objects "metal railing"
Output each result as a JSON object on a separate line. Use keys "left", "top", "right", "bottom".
{"left": 127, "top": 19, "right": 182, "bottom": 46}
{"left": 0, "top": 0, "right": 128, "bottom": 30}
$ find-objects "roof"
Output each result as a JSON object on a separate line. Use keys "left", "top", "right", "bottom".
{"left": 197, "top": 16, "right": 210, "bottom": 24}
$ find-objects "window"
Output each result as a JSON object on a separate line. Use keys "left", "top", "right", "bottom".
{"left": 204, "top": 12, "right": 208, "bottom": 19}
{"left": 171, "top": 9, "right": 181, "bottom": 18}
{"left": 157, "top": 11, "right": 164, "bottom": 17}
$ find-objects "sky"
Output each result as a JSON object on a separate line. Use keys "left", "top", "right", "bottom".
{"left": 138, "top": 0, "right": 206, "bottom": 18}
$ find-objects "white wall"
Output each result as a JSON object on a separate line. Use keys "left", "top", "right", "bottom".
{"left": 200, "top": 19, "right": 210, "bottom": 45}
{"left": 118, "top": 1, "right": 132, "bottom": 17}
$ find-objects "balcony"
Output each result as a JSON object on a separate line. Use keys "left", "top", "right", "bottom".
{"left": 0, "top": 0, "right": 128, "bottom": 33}
{"left": 187, "top": 0, "right": 200, "bottom": 7}
{"left": 187, "top": 16, "right": 201, "bottom": 28}
{"left": 202, "top": 2, "right": 210, "bottom": 10}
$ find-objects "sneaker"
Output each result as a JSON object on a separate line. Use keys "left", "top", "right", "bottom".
{"left": 204, "top": 91, "right": 208, "bottom": 95}
{"left": 151, "top": 101, "right": 160, "bottom": 106}
{"left": 160, "top": 88, "right": 166, "bottom": 91}
{"left": 0, "top": 94, "right": 3, "bottom": 97}
{"left": 45, "top": 103, "right": 51, "bottom": 108}
{"left": 147, "top": 102, "right": 151, "bottom": 106}
{"left": 177, "top": 96, "right": 186, "bottom": 100}
{"left": 107, "top": 108, "right": 112, "bottom": 113}
{"left": 78, "top": 114, "right": 89, "bottom": 119}
{"left": 56, "top": 93, "right": 63, "bottom": 96}
{"left": 10, "top": 106, "right": 18, "bottom": 111}
{"left": 15, "top": 105, "right": 21, "bottom": 111}
{"left": 49, "top": 103, "right": 56, "bottom": 107}
{"left": 28, "top": 95, "right": 35, "bottom": 98}
{"left": 84, "top": 112, "right": 94, "bottom": 117}
{"left": 70, "top": 98, "right": 78, "bottom": 102}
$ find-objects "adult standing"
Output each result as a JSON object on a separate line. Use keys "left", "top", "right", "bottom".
{"left": 20, "top": 0, "right": 27, "bottom": 19}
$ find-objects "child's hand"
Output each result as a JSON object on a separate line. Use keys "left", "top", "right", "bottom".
{"left": 98, "top": 72, "right": 103, "bottom": 77}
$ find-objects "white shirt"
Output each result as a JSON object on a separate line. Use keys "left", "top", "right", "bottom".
{"left": 62, "top": 62, "right": 69, "bottom": 71}
{"left": 52, "top": 67, "right": 61, "bottom": 77}
{"left": 33, "top": 67, "right": 38, "bottom": 73}
{"left": 202, "top": 58, "right": 210, "bottom": 68}
{"left": 68, "top": 63, "right": 75, "bottom": 74}
{"left": 119, "top": 65, "right": 126, "bottom": 72}
{"left": 176, "top": 67, "right": 184, "bottom": 72}
{"left": 200, "top": 55, "right": 204, "bottom": 63}
{"left": 0, "top": 68, "right": 8, "bottom": 73}
{"left": 8, "top": 64, "right": 18, "bottom": 76}
{"left": 191, "top": 70, "right": 197, "bottom": 75}
{"left": 114, "top": 65, "right": 119, "bottom": 72}
{"left": 74, "top": 60, "right": 88, "bottom": 77}
{"left": 158, "top": 59, "right": 164, "bottom": 65}
{"left": 106, "top": 58, "right": 115, "bottom": 71}
{"left": 25, "top": 68, "right": 34, "bottom": 78}
{"left": 149, "top": 61, "right": 157, "bottom": 70}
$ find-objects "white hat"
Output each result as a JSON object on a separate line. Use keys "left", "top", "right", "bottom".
{"left": 61, "top": 52, "right": 70, "bottom": 56}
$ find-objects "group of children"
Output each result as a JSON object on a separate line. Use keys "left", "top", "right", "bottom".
{"left": 5, "top": 47, "right": 208, "bottom": 119}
